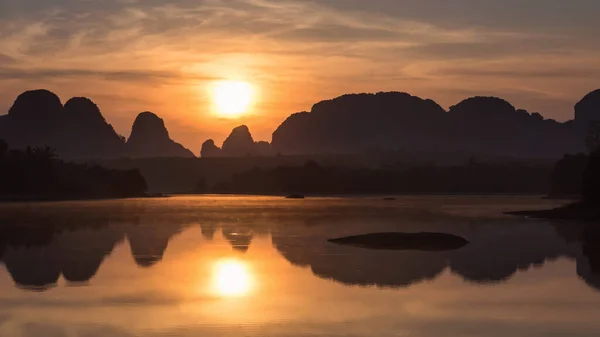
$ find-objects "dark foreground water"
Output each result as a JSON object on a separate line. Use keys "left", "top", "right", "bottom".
{"left": 0, "top": 196, "right": 598, "bottom": 337}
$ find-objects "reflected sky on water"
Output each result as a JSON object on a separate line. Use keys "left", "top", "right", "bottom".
{"left": 0, "top": 196, "right": 598, "bottom": 337}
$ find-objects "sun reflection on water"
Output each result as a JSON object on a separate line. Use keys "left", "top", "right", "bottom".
{"left": 212, "top": 259, "right": 253, "bottom": 297}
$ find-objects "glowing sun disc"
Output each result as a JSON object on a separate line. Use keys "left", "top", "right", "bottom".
{"left": 213, "top": 259, "right": 252, "bottom": 297}
{"left": 211, "top": 80, "right": 254, "bottom": 118}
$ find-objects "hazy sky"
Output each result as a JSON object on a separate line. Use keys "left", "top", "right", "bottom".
{"left": 1, "top": 0, "right": 600, "bottom": 151}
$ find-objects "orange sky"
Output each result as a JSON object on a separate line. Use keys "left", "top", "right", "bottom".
{"left": 1, "top": 0, "right": 600, "bottom": 152}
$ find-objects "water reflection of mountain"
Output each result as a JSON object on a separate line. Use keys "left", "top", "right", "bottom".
{"left": 577, "top": 227, "right": 600, "bottom": 290}
{"left": 0, "top": 227, "right": 123, "bottom": 291}
{"left": 271, "top": 219, "right": 598, "bottom": 291}
{"left": 223, "top": 228, "right": 254, "bottom": 253}
{"left": 0, "top": 202, "right": 598, "bottom": 293}
{"left": 126, "top": 224, "right": 183, "bottom": 268}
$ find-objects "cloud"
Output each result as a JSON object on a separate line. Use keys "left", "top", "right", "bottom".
{"left": 436, "top": 67, "right": 600, "bottom": 80}
{"left": 22, "top": 322, "right": 67, "bottom": 337}
{"left": 0, "top": 54, "right": 16, "bottom": 65}
{"left": 0, "top": 0, "right": 599, "bottom": 146}
{"left": 0, "top": 67, "right": 219, "bottom": 82}
{"left": 272, "top": 25, "right": 401, "bottom": 42}
{"left": 314, "top": 0, "right": 600, "bottom": 32}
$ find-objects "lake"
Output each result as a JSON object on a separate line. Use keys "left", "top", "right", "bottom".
{"left": 0, "top": 196, "right": 598, "bottom": 337}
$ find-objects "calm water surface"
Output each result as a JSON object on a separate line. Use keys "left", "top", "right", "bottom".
{"left": 0, "top": 196, "right": 598, "bottom": 337}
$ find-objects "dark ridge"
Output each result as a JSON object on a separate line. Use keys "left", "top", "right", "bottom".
{"left": 8, "top": 89, "right": 62, "bottom": 119}
{"left": 271, "top": 91, "right": 588, "bottom": 157}
{"left": 3, "top": 88, "right": 600, "bottom": 161}
{"left": 222, "top": 125, "right": 255, "bottom": 156}
{"left": 60, "top": 97, "right": 125, "bottom": 158}
{"left": 63, "top": 97, "right": 106, "bottom": 123}
{"left": 200, "top": 139, "right": 222, "bottom": 158}
{"left": 201, "top": 125, "right": 273, "bottom": 158}
{"left": 575, "top": 89, "right": 600, "bottom": 126}
{"left": 125, "top": 111, "right": 195, "bottom": 158}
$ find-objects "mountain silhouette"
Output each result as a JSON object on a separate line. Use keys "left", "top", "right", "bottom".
{"left": 222, "top": 125, "right": 256, "bottom": 155}
{"left": 272, "top": 92, "right": 447, "bottom": 155}
{"left": 0, "top": 89, "right": 63, "bottom": 151}
{"left": 200, "top": 139, "right": 222, "bottom": 158}
{"left": 0, "top": 90, "right": 195, "bottom": 159}
{"left": 60, "top": 97, "right": 124, "bottom": 158}
{"left": 0, "top": 90, "right": 125, "bottom": 159}
{"left": 271, "top": 91, "right": 593, "bottom": 158}
{"left": 575, "top": 89, "right": 600, "bottom": 129}
{"left": 446, "top": 96, "right": 580, "bottom": 157}
{"left": 200, "top": 125, "right": 273, "bottom": 157}
{"left": 4, "top": 88, "right": 600, "bottom": 160}
{"left": 124, "top": 112, "right": 195, "bottom": 158}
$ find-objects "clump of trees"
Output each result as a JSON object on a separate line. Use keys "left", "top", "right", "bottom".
{"left": 0, "top": 140, "right": 147, "bottom": 200}
{"left": 583, "top": 122, "right": 600, "bottom": 203}
{"left": 550, "top": 121, "right": 600, "bottom": 203}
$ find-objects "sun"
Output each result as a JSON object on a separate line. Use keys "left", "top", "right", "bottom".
{"left": 210, "top": 80, "right": 254, "bottom": 118}
{"left": 212, "top": 259, "right": 253, "bottom": 297}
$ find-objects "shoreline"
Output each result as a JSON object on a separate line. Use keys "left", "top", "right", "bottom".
{"left": 507, "top": 201, "right": 600, "bottom": 221}
{"left": 0, "top": 193, "right": 168, "bottom": 204}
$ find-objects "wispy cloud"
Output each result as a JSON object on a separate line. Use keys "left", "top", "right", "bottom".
{"left": 0, "top": 67, "right": 219, "bottom": 82}
{"left": 0, "top": 0, "right": 599, "bottom": 147}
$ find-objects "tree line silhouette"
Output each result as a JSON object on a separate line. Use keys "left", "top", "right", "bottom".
{"left": 198, "top": 160, "right": 551, "bottom": 195}
{"left": 512, "top": 123, "right": 600, "bottom": 219}
{"left": 0, "top": 139, "right": 147, "bottom": 200}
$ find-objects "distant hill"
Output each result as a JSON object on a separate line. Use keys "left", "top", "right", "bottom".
{"left": 3, "top": 88, "right": 600, "bottom": 161}
{"left": 0, "top": 90, "right": 67, "bottom": 151}
{"left": 575, "top": 89, "right": 600, "bottom": 129}
{"left": 0, "top": 90, "right": 194, "bottom": 159}
{"left": 201, "top": 125, "right": 273, "bottom": 157}
{"left": 124, "top": 112, "right": 194, "bottom": 158}
{"left": 271, "top": 91, "right": 598, "bottom": 158}
{"left": 60, "top": 97, "right": 125, "bottom": 158}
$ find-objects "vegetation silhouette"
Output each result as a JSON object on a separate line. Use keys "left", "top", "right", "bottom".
{"left": 510, "top": 121, "right": 600, "bottom": 219}
{"left": 204, "top": 160, "right": 551, "bottom": 195}
{"left": 0, "top": 139, "right": 147, "bottom": 200}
